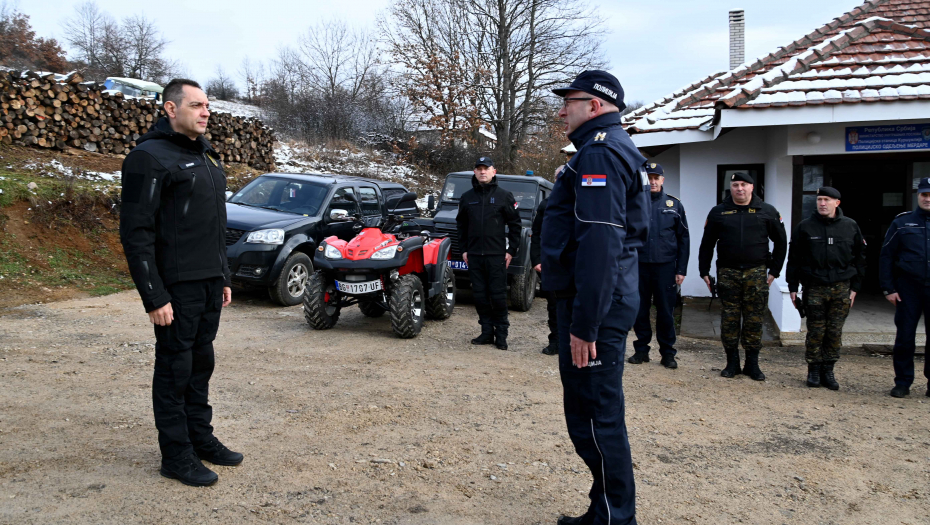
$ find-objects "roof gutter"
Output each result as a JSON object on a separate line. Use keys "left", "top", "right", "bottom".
{"left": 630, "top": 128, "right": 716, "bottom": 148}
{"left": 718, "top": 101, "right": 930, "bottom": 128}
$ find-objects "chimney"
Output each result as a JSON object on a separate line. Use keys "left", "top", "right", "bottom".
{"left": 729, "top": 10, "right": 745, "bottom": 70}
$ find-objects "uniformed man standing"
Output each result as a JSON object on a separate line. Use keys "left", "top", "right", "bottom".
{"left": 457, "top": 157, "right": 521, "bottom": 350}
{"left": 629, "top": 162, "right": 689, "bottom": 369}
{"left": 542, "top": 70, "right": 649, "bottom": 525}
{"left": 786, "top": 187, "right": 866, "bottom": 390}
{"left": 698, "top": 172, "right": 787, "bottom": 380}
{"left": 879, "top": 177, "right": 930, "bottom": 398}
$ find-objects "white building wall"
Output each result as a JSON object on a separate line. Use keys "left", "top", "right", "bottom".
{"left": 785, "top": 118, "right": 930, "bottom": 156}
{"left": 765, "top": 127, "right": 802, "bottom": 333}
{"left": 649, "top": 146, "right": 681, "bottom": 197}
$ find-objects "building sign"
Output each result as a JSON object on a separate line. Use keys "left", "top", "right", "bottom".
{"left": 846, "top": 124, "right": 930, "bottom": 152}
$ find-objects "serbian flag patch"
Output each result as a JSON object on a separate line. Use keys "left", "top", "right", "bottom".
{"left": 582, "top": 174, "right": 607, "bottom": 187}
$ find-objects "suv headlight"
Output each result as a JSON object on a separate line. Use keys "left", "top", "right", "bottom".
{"left": 246, "top": 229, "right": 285, "bottom": 245}
{"left": 370, "top": 246, "right": 398, "bottom": 260}
{"left": 324, "top": 244, "right": 343, "bottom": 259}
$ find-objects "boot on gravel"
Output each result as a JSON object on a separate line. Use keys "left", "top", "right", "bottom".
{"left": 743, "top": 351, "right": 766, "bottom": 381}
{"left": 160, "top": 453, "right": 218, "bottom": 487}
{"left": 660, "top": 356, "right": 678, "bottom": 369}
{"left": 557, "top": 513, "right": 594, "bottom": 525}
{"left": 806, "top": 363, "right": 821, "bottom": 388}
{"left": 720, "top": 350, "right": 741, "bottom": 378}
{"left": 820, "top": 362, "right": 839, "bottom": 391}
{"left": 627, "top": 353, "right": 650, "bottom": 364}
{"left": 541, "top": 344, "right": 559, "bottom": 355}
{"left": 195, "top": 438, "right": 243, "bottom": 466}
{"left": 494, "top": 330, "right": 509, "bottom": 351}
{"left": 471, "top": 330, "right": 495, "bottom": 345}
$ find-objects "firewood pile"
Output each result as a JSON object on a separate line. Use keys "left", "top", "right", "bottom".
{"left": 0, "top": 70, "right": 276, "bottom": 170}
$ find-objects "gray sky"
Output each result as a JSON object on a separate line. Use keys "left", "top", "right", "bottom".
{"left": 23, "top": 0, "right": 864, "bottom": 106}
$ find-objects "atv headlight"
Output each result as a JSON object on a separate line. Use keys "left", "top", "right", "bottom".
{"left": 370, "top": 245, "right": 398, "bottom": 260}
{"left": 246, "top": 229, "right": 285, "bottom": 245}
{"left": 324, "top": 244, "right": 343, "bottom": 260}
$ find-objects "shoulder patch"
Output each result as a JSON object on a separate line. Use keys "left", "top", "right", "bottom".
{"left": 896, "top": 211, "right": 911, "bottom": 217}
{"left": 666, "top": 194, "right": 680, "bottom": 201}
{"left": 594, "top": 132, "right": 607, "bottom": 142}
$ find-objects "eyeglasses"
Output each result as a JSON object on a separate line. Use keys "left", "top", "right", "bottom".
{"left": 561, "top": 97, "right": 593, "bottom": 108}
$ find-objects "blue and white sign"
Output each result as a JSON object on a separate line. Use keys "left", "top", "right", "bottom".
{"left": 846, "top": 124, "right": 930, "bottom": 152}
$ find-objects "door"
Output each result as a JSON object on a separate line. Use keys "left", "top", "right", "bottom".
{"left": 324, "top": 187, "right": 360, "bottom": 241}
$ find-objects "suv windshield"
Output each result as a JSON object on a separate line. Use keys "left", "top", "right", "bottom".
{"left": 230, "top": 176, "right": 329, "bottom": 216}
{"left": 440, "top": 175, "right": 539, "bottom": 213}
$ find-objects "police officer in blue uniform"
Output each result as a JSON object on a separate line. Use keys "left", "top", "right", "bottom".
{"left": 542, "top": 70, "right": 649, "bottom": 525}
{"left": 629, "top": 162, "right": 689, "bottom": 369}
{"left": 879, "top": 177, "right": 930, "bottom": 398}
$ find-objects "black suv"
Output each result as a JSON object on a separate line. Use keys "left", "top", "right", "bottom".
{"left": 225, "top": 173, "right": 419, "bottom": 305}
{"left": 429, "top": 172, "right": 553, "bottom": 311}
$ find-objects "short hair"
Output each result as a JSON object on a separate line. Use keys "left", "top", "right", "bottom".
{"left": 163, "top": 78, "right": 202, "bottom": 107}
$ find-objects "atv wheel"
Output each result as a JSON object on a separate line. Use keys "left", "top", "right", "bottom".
{"left": 390, "top": 274, "right": 425, "bottom": 338}
{"left": 303, "top": 272, "right": 341, "bottom": 329}
{"left": 270, "top": 252, "right": 312, "bottom": 306}
{"left": 358, "top": 299, "right": 386, "bottom": 318}
{"left": 426, "top": 264, "right": 456, "bottom": 320}
{"left": 508, "top": 263, "right": 537, "bottom": 312}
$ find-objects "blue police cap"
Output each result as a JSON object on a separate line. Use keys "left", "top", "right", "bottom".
{"left": 552, "top": 70, "right": 626, "bottom": 112}
{"left": 919, "top": 177, "right": 930, "bottom": 193}
{"left": 645, "top": 162, "right": 664, "bottom": 176}
{"left": 475, "top": 156, "right": 494, "bottom": 168}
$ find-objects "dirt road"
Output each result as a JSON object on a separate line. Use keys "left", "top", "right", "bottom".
{"left": 1, "top": 289, "right": 928, "bottom": 524}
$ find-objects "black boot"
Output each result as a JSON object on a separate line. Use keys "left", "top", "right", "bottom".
{"left": 160, "top": 453, "right": 218, "bottom": 487}
{"left": 743, "top": 350, "right": 765, "bottom": 381}
{"left": 471, "top": 328, "right": 495, "bottom": 345}
{"left": 494, "top": 330, "right": 509, "bottom": 351}
{"left": 541, "top": 343, "right": 559, "bottom": 355}
{"left": 890, "top": 385, "right": 910, "bottom": 398}
{"left": 820, "top": 362, "right": 839, "bottom": 391}
{"left": 557, "top": 513, "right": 594, "bottom": 525}
{"left": 720, "top": 350, "right": 741, "bottom": 378}
{"left": 195, "top": 438, "right": 244, "bottom": 466}
{"left": 627, "top": 352, "right": 650, "bottom": 364}
{"left": 806, "top": 363, "right": 821, "bottom": 388}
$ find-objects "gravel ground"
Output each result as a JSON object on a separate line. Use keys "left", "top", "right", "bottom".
{"left": 1, "top": 289, "right": 928, "bottom": 524}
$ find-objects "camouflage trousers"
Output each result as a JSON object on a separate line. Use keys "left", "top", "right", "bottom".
{"left": 717, "top": 266, "right": 769, "bottom": 353}
{"left": 803, "top": 281, "right": 851, "bottom": 364}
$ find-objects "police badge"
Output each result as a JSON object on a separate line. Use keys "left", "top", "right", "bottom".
{"left": 666, "top": 200, "right": 673, "bottom": 207}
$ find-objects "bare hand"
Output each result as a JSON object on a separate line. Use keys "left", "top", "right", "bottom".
{"left": 790, "top": 292, "right": 798, "bottom": 308}
{"left": 675, "top": 274, "right": 685, "bottom": 285}
{"left": 849, "top": 290, "right": 856, "bottom": 308}
{"left": 886, "top": 292, "right": 900, "bottom": 305}
{"left": 570, "top": 333, "right": 596, "bottom": 368}
{"left": 148, "top": 303, "right": 174, "bottom": 326}
{"left": 505, "top": 253, "right": 512, "bottom": 269}
{"left": 463, "top": 252, "right": 468, "bottom": 265}
{"left": 534, "top": 264, "right": 541, "bottom": 273}
{"left": 703, "top": 276, "right": 712, "bottom": 293}
{"left": 223, "top": 287, "right": 232, "bottom": 307}
{"left": 767, "top": 274, "right": 776, "bottom": 286}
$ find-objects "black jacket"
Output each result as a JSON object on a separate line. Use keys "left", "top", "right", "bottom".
{"left": 456, "top": 175, "right": 521, "bottom": 257}
{"left": 638, "top": 189, "right": 689, "bottom": 273}
{"left": 698, "top": 195, "right": 788, "bottom": 277}
{"left": 879, "top": 207, "right": 930, "bottom": 294}
{"left": 786, "top": 208, "right": 867, "bottom": 292}
{"left": 119, "top": 117, "right": 231, "bottom": 312}
{"left": 530, "top": 197, "right": 547, "bottom": 267}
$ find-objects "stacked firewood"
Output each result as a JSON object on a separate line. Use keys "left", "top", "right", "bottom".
{"left": 0, "top": 70, "right": 276, "bottom": 170}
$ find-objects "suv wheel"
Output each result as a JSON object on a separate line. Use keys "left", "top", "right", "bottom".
{"left": 303, "top": 272, "right": 341, "bottom": 329}
{"left": 426, "top": 265, "right": 456, "bottom": 320}
{"left": 390, "top": 275, "right": 425, "bottom": 338}
{"left": 508, "top": 263, "right": 537, "bottom": 312}
{"left": 270, "top": 252, "right": 312, "bottom": 306}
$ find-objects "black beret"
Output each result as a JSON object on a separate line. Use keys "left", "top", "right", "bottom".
{"left": 817, "top": 186, "right": 841, "bottom": 199}
{"left": 552, "top": 70, "right": 626, "bottom": 113}
{"left": 644, "top": 162, "right": 663, "bottom": 176}
{"left": 730, "top": 172, "right": 754, "bottom": 184}
{"left": 475, "top": 156, "right": 494, "bottom": 168}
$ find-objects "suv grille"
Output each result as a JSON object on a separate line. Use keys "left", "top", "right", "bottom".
{"left": 434, "top": 224, "right": 461, "bottom": 259}
{"left": 226, "top": 228, "right": 246, "bottom": 246}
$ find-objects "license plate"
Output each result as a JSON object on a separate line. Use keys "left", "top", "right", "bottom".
{"left": 449, "top": 260, "right": 468, "bottom": 270}
{"left": 335, "top": 279, "right": 383, "bottom": 295}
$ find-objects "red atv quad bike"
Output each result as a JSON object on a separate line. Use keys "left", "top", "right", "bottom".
{"left": 304, "top": 192, "right": 456, "bottom": 338}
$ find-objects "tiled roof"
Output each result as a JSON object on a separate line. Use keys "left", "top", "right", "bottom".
{"left": 624, "top": 0, "right": 930, "bottom": 135}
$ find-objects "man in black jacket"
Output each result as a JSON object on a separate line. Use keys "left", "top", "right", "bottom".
{"left": 531, "top": 196, "right": 559, "bottom": 355}
{"left": 699, "top": 172, "right": 788, "bottom": 380}
{"left": 786, "top": 187, "right": 865, "bottom": 390}
{"left": 120, "top": 79, "right": 242, "bottom": 487}
{"left": 457, "top": 157, "right": 521, "bottom": 350}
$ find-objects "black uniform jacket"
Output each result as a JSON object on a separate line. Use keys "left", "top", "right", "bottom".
{"left": 456, "top": 175, "right": 521, "bottom": 257}
{"left": 119, "top": 117, "right": 231, "bottom": 312}
{"left": 530, "top": 197, "right": 547, "bottom": 268}
{"left": 786, "top": 208, "right": 867, "bottom": 293}
{"left": 638, "top": 189, "right": 689, "bottom": 274}
{"left": 698, "top": 195, "right": 788, "bottom": 278}
{"left": 879, "top": 207, "right": 930, "bottom": 295}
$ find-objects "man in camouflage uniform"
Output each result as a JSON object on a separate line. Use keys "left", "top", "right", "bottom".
{"left": 786, "top": 187, "right": 866, "bottom": 390}
{"left": 699, "top": 172, "right": 787, "bottom": 380}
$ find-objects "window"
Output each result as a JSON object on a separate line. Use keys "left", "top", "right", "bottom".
{"left": 329, "top": 187, "right": 358, "bottom": 215}
{"left": 358, "top": 187, "right": 380, "bottom": 216}
{"left": 716, "top": 164, "right": 765, "bottom": 203}
{"left": 799, "top": 165, "right": 824, "bottom": 221}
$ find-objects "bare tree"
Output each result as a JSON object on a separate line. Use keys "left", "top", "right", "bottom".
{"left": 122, "top": 14, "right": 169, "bottom": 81}
{"left": 206, "top": 66, "right": 238, "bottom": 101}
{"left": 297, "top": 20, "right": 380, "bottom": 100}
{"left": 239, "top": 56, "right": 265, "bottom": 104}
{"left": 62, "top": 1, "right": 110, "bottom": 79}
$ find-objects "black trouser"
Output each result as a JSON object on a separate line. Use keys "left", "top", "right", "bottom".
{"left": 467, "top": 254, "right": 509, "bottom": 335}
{"left": 152, "top": 277, "right": 224, "bottom": 460}
{"left": 632, "top": 262, "right": 678, "bottom": 358}
{"left": 558, "top": 291, "right": 639, "bottom": 525}
{"left": 546, "top": 290, "right": 559, "bottom": 348}
{"left": 892, "top": 276, "right": 930, "bottom": 389}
